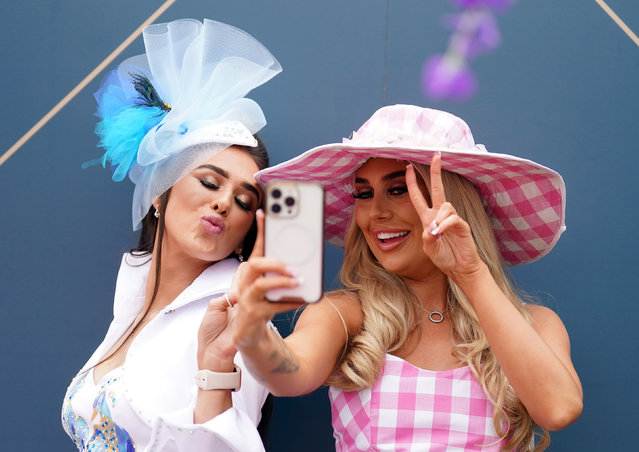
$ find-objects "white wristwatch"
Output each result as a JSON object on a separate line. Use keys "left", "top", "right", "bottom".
{"left": 195, "top": 366, "right": 241, "bottom": 391}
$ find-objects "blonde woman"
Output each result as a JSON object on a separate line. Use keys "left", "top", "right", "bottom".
{"left": 232, "top": 105, "right": 582, "bottom": 450}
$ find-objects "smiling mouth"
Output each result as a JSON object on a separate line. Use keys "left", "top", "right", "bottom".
{"left": 377, "top": 231, "right": 409, "bottom": 243}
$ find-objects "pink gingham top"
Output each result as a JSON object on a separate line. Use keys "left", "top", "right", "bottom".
{"left": 329, "top": 354, "right": 506, "bottom": 451}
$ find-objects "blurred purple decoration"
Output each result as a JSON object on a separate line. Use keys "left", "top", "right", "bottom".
{"left": 422, "top": 1, "right": 517, "bottom": 101}
{"left": 447, "top": 12, "right": 501, "bottom": 59}
{"left": 422, "top": 54, "right": 477, "bottom": 101}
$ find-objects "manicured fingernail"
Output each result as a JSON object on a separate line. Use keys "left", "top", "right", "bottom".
{"left": 286, "top": 267, "right": 298, "bottom": 277}
{"left": 292, "top": 277, "right": 304, "bottom": 286}
{"left": 429, "top": 220, "right": 440, "bottom": 236}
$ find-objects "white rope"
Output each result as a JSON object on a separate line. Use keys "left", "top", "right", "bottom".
{"left": 0, "top": 0, "right": 176, "bottom": 167}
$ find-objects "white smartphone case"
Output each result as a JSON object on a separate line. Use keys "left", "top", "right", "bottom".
{"left": 264, "top": 181, "right": 324, "bottom": 303}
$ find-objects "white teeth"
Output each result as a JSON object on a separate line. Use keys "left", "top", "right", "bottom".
{"left": 377, "top": 231, "right": 408, "bottom": 240}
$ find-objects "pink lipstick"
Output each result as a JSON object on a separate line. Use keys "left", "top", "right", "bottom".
{"left": 372, "top": 228, "right": 410, "bottom": 251}
{"left": 201, "top": 214, "right": 225, "bottom": 237}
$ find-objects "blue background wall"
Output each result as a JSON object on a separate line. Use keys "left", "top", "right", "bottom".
{"left": 1, "top": 0, "right": 637, "bottom": 450}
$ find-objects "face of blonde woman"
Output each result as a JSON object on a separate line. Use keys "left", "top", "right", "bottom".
{"left": 352, "top": 158, "right": 436, "bottom": 281}
{"left": 160, "top": 146, "right": 262, "bottom": 265}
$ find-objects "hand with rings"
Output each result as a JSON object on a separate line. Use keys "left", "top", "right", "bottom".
{"left": 196, "top": 290, "right": 239, "bottom": 371}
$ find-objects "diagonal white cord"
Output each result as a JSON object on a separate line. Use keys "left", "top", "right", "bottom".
{"left": 595, "top": 0, "right": 639, "bottom": 47}
{"left": 0, "top": 0, "right": 176, "bottom": 167}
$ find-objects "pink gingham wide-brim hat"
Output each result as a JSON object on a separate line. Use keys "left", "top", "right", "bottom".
{"left": 255, "top": 104, "right": 566, "bottom": 266}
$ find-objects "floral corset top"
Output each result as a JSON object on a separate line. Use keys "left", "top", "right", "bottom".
{"left": 62, "top": 367, "right": 147, "bottom": 451}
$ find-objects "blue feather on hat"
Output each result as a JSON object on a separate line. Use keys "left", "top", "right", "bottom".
{"left": 83, "top": 70, "right": 170, "bottom": 182}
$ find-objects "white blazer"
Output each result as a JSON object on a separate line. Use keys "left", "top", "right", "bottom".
{"left": 62, "top": 253, "right": 268, "bottom": 451}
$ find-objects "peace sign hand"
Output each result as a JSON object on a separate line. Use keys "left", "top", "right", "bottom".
{"left": 405, "top": 153, "right": 486, "bottom": 283}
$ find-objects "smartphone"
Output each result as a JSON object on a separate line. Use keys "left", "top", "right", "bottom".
{"left": 264, "top": 181, "right": 324, "bottom": 303}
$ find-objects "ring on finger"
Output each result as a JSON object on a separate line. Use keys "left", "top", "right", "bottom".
{"left": 224, "top": 292, "right": 233, "bottom": 308}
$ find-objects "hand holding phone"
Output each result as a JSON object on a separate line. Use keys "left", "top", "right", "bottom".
{"left": 264, "top": 181, "right": 324, "bottom": 303}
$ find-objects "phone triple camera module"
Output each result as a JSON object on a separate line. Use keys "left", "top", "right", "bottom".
{"left": 268, "top": 183, "right": 299, "bottom": 218}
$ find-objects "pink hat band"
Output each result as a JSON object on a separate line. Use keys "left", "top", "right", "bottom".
{"left": 256, "top": 105, "right": 566, "bottom": 266}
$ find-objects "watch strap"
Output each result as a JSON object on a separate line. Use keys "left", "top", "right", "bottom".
{"left": 195, "top": 366, "right": 241, "bottom": 391}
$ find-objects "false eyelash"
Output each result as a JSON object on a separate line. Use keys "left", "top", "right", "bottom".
{"left": 130, "top": 73, "right": 171, "bottom": 114}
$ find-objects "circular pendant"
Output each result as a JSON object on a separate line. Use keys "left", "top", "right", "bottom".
{"left": 428, "top": 311, "right": 444, "bottom": 323}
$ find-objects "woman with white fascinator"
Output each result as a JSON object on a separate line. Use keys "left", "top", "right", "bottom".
{"left": 233, "top": 105, "right": 583, "bottom": 450}
{"left": 61, "top": 19, "right": 280, "bottom": 451}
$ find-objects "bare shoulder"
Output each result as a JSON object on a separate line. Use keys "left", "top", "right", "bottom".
{"left": 524, "top": 304, "right": 570, "bottom": 341}
{"left": 524, "top": 303, "right": 561, "bottom": 323}
{"left": 300, "top": 290, "right": 363, "bottom": 333}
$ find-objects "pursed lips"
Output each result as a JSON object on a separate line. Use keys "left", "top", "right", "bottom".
{"left": 200, "top": 214, "right": 225, "bottom": 237}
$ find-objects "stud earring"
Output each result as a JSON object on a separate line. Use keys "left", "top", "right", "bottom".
{"left": 154, "top": 208, "right": 160, "bottom": 218}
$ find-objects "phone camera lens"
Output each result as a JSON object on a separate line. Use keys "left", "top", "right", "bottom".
{"left": 271, "top": 189, "right": 282, "bottom": 199}
{"left": 285, "top": 197, "right": 295, "bottom": 206}
{"left": 271, "top": 204, "right": 281, "bottom": 213}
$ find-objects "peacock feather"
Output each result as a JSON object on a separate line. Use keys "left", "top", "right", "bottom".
{"left": 130, "top": 73, "right": 171, "bottom": 115}
{"left": 85, "top": 70, "right": 172, "bottom": 181}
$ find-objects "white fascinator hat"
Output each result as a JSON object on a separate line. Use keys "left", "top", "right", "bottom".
{"left": 86, "top": 19, "right": 281, "bottom": 229}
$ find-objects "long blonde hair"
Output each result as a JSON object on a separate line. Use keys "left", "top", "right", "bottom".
{"left": 326, "top": 162, "right": 550, "bottom": 451}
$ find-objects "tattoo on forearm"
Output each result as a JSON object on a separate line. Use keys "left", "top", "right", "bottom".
{"left": 268, "top": 335, "right": 299, "bottom": 374}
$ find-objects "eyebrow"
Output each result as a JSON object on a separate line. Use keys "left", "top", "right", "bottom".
{"left": 196, "top": 164, "right": 261, "bottom": 199}
{"left": 354, "top": 170, "right": 406, "bottom": 184}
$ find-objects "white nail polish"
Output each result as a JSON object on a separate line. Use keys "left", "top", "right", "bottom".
{"left": 429, "top": 220, "right": 439, "bottom": 236}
